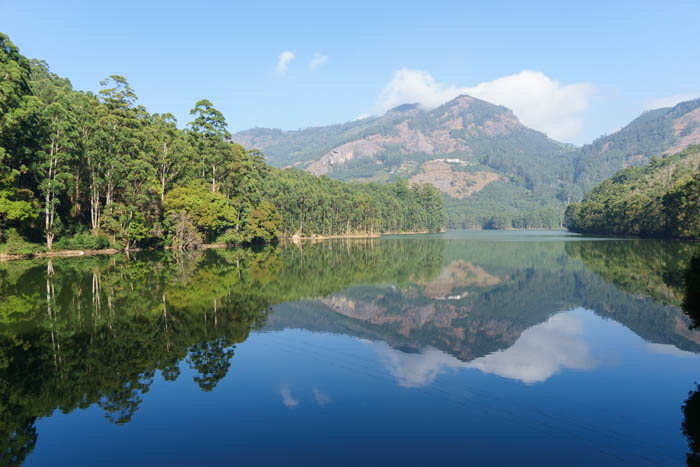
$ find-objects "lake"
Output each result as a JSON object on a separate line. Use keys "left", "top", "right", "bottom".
{"left": 1, "top": 231, "right": 698, "bottom": 466}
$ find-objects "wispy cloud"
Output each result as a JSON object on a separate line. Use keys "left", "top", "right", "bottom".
{"left": 276, "top": 51, "right": 295, "bottom": 75}
{"left": 280, "top": 385, "right": 299, "bottom": 408}
{"left": 374, "top": 69, "right": 595, "bottom": 140}
{"left": 645, "top": 93, "right": 699, "bottom": 110}
{"left": 309, "top": 52, "right": 328, "bottom": 70}
{"left": 313, "top": 388, "right": 332, "bottom": 406}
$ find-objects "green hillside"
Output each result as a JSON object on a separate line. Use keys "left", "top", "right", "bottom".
{"left": 234, "top": 94, "right": 700, "bottom": 230}
{"left": 565, "top": 145, "right": 699, "bottom": 238}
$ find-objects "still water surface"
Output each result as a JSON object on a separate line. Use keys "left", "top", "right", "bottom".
{"left": 1, "top": 231, "right": 698, "bottom": 466}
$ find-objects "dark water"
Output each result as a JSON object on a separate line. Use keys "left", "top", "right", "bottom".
{"left": 1, "top": 231, "right": 698, "bottom": 466}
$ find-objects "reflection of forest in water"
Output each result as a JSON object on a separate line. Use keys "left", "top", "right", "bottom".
{"left": 0, "top": 237, "right": 698, "bottom": 465}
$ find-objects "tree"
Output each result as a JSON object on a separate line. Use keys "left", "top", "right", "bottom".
{"left": 163, "top": 182, "right": 238, "bottom": 246}
{"left": 147, "top": 113, "right": 187, "bottom": 201}
{"left": 30, "top": 61, "right": 78, "bottom": 249}
{"left": 187, "top": 99, "right": 230, "bottom": 192}
{"left": 0, "top": 33, "right": 41, "bottom": 238}
{"left": 246, "top": 201, "right": 281, "bottom": 243}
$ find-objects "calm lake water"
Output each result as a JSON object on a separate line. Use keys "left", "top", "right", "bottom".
{"left": 1, "top": 231, "right": 698, "bottom": 466}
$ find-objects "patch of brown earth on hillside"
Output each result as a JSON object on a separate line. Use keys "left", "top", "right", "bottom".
{"left": 320, "top": 297, "right": 448, "bottom": 337}
{"left": 420, "top": 260, "right": 501, "bottom": 299}
{"left": 306, "top": 119, "right": 471, "bottom": 175}
{"left": 675, "top": 316, "right": 700, "bottom": 345}
{"left": 304, "top": 96, "right": 524, "bottom": 175}
{"left": 409, "top": 160, "right": 502, "bottom": 198}
{"left": 666, "top": 107, "right": 700, "bottom": 154}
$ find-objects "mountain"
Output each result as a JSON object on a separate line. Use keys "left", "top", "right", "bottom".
{"left": 233, "top": 97, "right": 700, "bottom": 229}
{"left": 568, "top": 98, "right": 700, "bottom": 197}
{"left": 234, "top": 95, "right": 567, "bottom": 179}
{"left": 565, "top": 144, "right": 699, "bottom": 238}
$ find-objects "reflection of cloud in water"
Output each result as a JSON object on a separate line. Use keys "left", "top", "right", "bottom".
{"left": 368, "top": 312, "right": 596, "bottom": 387}
{"left": 646, "top": 342, "right": 700, "bottom": 358}
{"left": 467, "top": 313, "right": 596, "bottom": 384}
{"left": 313, "top": 388, "right": 332, "bottom": 406}
{"left": 373, "top": 344, "right": 461, "bottom": 388}
{"left": 280, "top": 385, "right": 299, "bottom": 408}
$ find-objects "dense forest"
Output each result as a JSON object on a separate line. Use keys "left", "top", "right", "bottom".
{"left": 564, "top": 145, "right": 699, "bottom": 239}
{"left": 0, "top": 33, "right": 445, "bottom": 254}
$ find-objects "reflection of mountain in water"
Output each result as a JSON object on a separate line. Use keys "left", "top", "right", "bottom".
{"left": 266, "top": 239, "right": 700, "bottom": 366}
{"left": 364, "top": 311, "right": 596, "bottom": 386}
{"left": 1, "top": 236, "right": 698, "bottom": 465}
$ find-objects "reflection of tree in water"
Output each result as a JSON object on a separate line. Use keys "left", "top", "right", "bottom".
{"left": 682, "top": 249, "right": 700, "bottom": 329}
{"left": 0, "top": 416, "right": 36, "bottom": 467}
{"left": 681, "top": 251, "right": 700, "bottom": 466}
{"left": 0, "top": 239, "right": 447, "bottom": 465}
{"left": 566, "top": 239, "right": 694, "bottom": 307}
{"left": 188, "top": 338, "right": 235, "bottom": 392}
{"left": 99, "top": 373, "right": 154, "bottom": 424}
{"left": 683, "top": 383, "right": 700, "bottom": 467}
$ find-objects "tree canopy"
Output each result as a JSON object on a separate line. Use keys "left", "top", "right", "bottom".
{"left": 565, "top": 145, "right": 699, "bottom": 239}
{"left": 0, "top": 33, "right": 445, "bottom": 253}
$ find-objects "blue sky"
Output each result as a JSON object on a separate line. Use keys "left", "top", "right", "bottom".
{"left": 3, "top": 0, "right": 699, "bottom": 144}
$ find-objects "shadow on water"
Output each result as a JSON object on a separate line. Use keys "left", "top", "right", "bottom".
{"left": 682, "top": 248, "right": 700, "bottom": 466}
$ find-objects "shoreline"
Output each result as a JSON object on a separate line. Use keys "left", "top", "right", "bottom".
{"left": 0, "top": 229, "right": 603, "bottom": 262}
{"left": 0, "top": 233, "right": 392, "bottom": 261}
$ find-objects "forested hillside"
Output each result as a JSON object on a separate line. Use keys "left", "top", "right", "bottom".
{"left": 565, "top": 145, "right": 699, "bottom": 238}
{"left": 235, "top": 96, "right": 573, "bottom": 229}
{"left": 568, "top": 100, "right": 700, "bottom": 198}
{"left": 264, "top": 170, "right": 445, "bottom": 236}
{"left": 0, "top": 33, "right": 445, "bottom": 254}
{"left": 234, "top": 95, "right": 700, "bottom": 230}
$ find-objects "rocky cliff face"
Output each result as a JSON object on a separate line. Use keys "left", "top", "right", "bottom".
{"left": 232, "top": 95, "right": 564, "bottom": 191}
{"left": 304, "top": 96, "right": 526, "bottom": 176}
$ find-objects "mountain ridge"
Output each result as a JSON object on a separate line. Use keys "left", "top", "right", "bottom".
{"left": 232, "top": 96, "right": 700, "bottom": 229}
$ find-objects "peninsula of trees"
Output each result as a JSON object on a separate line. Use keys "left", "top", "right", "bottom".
{"left": 0, "top": 33, "right": 446, "bottom": 254}
{"left": 564, "top": 145, "right": 699, "bottom": 239}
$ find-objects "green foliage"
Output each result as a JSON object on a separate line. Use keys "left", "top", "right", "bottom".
{"left": 569, "top": 101, "right": 700, "bottom": 197}
{"left": 0, "top": 33, "right": 442, "bottom": 253}
{"left": 52, "top": 231, "right": 111, "bottom": 250}
{"left": 0, "top": 229, "right": 45, "bottom": 255}
{"left": 246, "top": 200, "right": 282, "bottom": 243}
{"left": 565, "top": 145, "right": 700, "bottom": 238}
{"left": 164, "top": 182, "right": 238, "bottom": 244}
{"left": 263, "top": 170, "right": 446, "bottom": 236}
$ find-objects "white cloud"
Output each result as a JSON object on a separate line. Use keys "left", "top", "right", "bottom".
{"left": 376, "top": 69, "right": 460, "bottom": 114}
{"left": 645, "top": 93, "right": 699, "bottom": 110}
{"left": 276, "top": 51, "right": 295, "bottom": 75}
{"left": 366, "top": 311, "right": 597, "bottom": 387}
{"left": 371, "top": 343, "right": 462, "bottom": 387}
{"left": 280, "top": 385, "right": 299, "bottom": 408}
{"left": 466, "top": 312, "right": 596, "bottom": 384}
{"left": 309, "top": 52, "right": 328, "bottom": 70}
{"left": 354, "top": 112, "right": 372, "bottom": 121}
{"left": 313, "top": 388, "right": 332, "bottom": 406}
{"left": 374, "top": 69, "right": 595, "bottom": 140}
